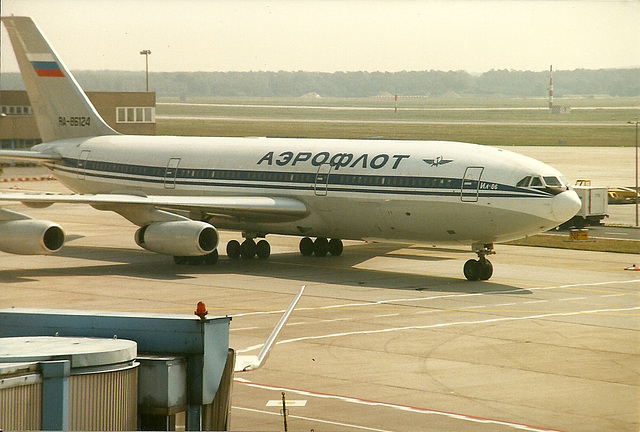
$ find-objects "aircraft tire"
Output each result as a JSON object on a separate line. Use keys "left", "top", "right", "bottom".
{"left": 256, "top": 240, "right": 271, "bottom": 259}
{"left": 479, "top": 260, "right": 493, "bottom": 280}
{"left": 313, "top": 237, "right": 329, "bottom": 257}
{"left": 226, "top": 240, "right": 241, "bottom": 259}
{"left": 328, "top": 238, "right": 343, "bottom": 256}
{"left": 463, "top": 259, "right": 480, "bottom": 281}
{"left": 241, "top": 239, "right": 257, "bottom": 259}
{"left": 299, "top": 237, "right": 314, "bottom": 256}
{"left": 204, "top": 249, "right": 219, "bottom": 265}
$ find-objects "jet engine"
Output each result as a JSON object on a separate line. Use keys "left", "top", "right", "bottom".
{"left": 134, "top": 220, "right": 219, "bottom": 256}
{"left": 0, "top": 220, "right": 65, "bottom": 254}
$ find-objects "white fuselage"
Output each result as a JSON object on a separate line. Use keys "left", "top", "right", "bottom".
{"left": 35, "top": 135, "right": 579, "bottom": 246}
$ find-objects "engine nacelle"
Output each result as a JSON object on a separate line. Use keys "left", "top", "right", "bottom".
{"left": 135, "top": 221, "right": 219, "bottom": 256}
{"left": 0, "top": 220, "right": 65, "bottom": 255}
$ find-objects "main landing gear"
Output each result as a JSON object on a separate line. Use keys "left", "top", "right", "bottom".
{"left": 174, "top": 236, "right": 345, "bottom": 265}
{"left": 463, "top": 244, "right": 494, "bottom": 281}
{"left": 226, "top": 238, "right": 271, "bottom": 260}
{"left": 299, "top": 237, "right": 343, "bottom": 257}
{"left": 225, "top": 236, "right": 343, "bottom": 260}
{"left": 223, "top": 236, "right": 344, "bottom": 260}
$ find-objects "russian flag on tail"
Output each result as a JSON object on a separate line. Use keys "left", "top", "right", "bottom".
{"left": 27, "top": 53, "right": 64, "bottom": 78}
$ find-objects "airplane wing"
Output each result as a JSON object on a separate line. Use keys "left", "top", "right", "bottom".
{"left": 0, "top": 192, "right": 308, "bottom": 224}
{"left": 234, "top": 285, "right": 305, "bottom": 372}
{"left": 0, "top": 150, "right": 61, "bottom": 163}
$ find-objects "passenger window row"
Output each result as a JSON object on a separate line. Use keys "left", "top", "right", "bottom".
{"left": 76, "top": 159, "right": 463, "bottom": 189}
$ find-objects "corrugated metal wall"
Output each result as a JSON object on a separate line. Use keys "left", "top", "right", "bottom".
{"left": 69, "top": 365, "right": 138, "bottom": 431}
{"left": 0, "top": 380, "right": 42, "bottom": 430}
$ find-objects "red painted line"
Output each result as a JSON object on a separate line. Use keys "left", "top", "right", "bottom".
{"left": 1, "top": 176, "right": 55, "bottom": 182}
{"left": 234, "top": 379, "right": 567, "bottom": 432}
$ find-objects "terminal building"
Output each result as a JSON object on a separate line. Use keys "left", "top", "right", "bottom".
{"left": 0, "top": 90, "right": 156, "bottom": 150}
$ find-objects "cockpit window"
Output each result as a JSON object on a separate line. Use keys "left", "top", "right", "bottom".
{"left": 543, "top": 176, "right": 562, "bottom": 187}
{"left": 516, "top": 176, "right": 532, "bottom": 187}
{"left": 530, "top": 176, "right": 543, "bottom": 187}
{"left": 517, "top": 175, "right": 568, "bottom": 189}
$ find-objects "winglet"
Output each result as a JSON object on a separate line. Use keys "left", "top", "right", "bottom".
{"left": 234, "top": 285, "right": 305, "bottom": 372}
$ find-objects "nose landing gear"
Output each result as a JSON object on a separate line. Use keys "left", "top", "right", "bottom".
{"left": 464, "top": 244, "right": 494, "bottom": 281}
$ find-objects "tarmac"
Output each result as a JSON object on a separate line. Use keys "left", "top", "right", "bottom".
{"left": 0, "top": 147, "right": 638, "bottom": 432}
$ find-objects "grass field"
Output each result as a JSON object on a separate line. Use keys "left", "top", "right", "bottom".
{"left": 507, "top": 233, "right": 639, "bottom": 254}
{"left": 156, "top": 96, "right": 640, "bottom": 146}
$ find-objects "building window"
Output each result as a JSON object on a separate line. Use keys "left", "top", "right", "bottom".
{"left": 1, "top": 106, "right": 32, "bottom": 116}
{"left": 1, "top": 139, "right": 41, "bottom": 149}
{"left": 116, "top": 106, "right": 155, "bottom": 123}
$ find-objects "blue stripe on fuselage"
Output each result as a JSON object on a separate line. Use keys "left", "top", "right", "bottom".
{"left": 54, "top": 157, "right": 554, "bottom": 199}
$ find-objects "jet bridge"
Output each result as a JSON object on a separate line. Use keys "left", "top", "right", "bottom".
{"left": 0, "top": 289, "right": 304, "bottom": 431}
{"left": 0, "top": 308, "right": 231, "bottom": 430}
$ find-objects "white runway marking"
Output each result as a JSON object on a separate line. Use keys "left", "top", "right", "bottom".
{"left": 230, "top": 326, "right": 259, "bottom": 332}
{"left": 231, "top": 279, "right": 640, "bottom": 320}
{"left": 236, "top": 306, "right": 640, "bottom": 353}
{"left": 556, "top": 279, "right": 640, "bottom": 289}
{"left": 321, "top": 317, "right": 352, "bottom": 322}
{"left": 287, "top": 321, "right": 310, "bottom": 326}
{"left": 234, "top": 406, "right": 393, "bottom": 432}
{"left": 558, "top": 297, "right": 586, "bottom": 302}
{"left": 414, "top": 309, "right": 442, "bottom": 314}
{"left": 235, "top": 379, "right": 566, "bottom": 432}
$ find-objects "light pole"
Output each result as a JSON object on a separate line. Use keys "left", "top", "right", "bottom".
{"left": 140, "top": 50, "right": 151, "bottom": 92}
{"left": 629, "top": 121, "right": 639, "bottom": 227}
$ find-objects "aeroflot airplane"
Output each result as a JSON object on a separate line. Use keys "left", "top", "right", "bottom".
{"left": 0, "top": 17, "right": 580, "bottom": 281}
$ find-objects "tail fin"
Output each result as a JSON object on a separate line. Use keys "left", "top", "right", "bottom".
{"left": 1, "top": 16, "right": 118, "bottom": 142}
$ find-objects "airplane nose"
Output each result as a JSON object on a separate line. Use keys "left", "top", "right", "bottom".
{"left": 552, "top": 190, "right": 582, "bottom": 223}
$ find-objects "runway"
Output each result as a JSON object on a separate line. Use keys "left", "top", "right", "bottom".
{"left": 0, "top": 176, "right": 637, "bottom": 431}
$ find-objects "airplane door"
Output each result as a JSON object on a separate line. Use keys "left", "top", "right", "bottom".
{"left": 164, "top": 158, "right": 180, "bottom": 189}
{"left": 77, "top": 150, "right": 90, "bottom": 179}
{"left": 314, "top": 163, "right": 332, "bottom": 196}
{"left": 461, "top": 166, "right": 484, "bottom": 202}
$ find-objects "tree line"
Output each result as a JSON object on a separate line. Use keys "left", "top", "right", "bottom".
{"left": 1, "top": 68, "right": 638, "bottom": 98}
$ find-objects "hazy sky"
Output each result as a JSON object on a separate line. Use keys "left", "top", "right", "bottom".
{"left": 1, "top": 0, "right": 639, "bottom": 73}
